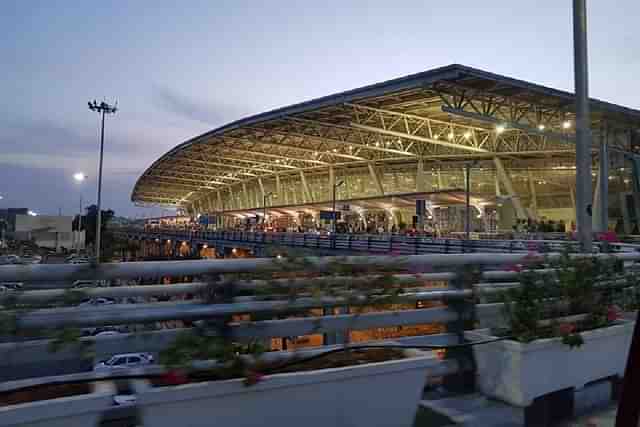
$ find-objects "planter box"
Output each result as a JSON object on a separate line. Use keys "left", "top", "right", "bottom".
{"left": 464, "top": 321, "right": 634, "bottom": 407}
{"left": 0, "top": 381, "right": 115, "bottom": 427}
{"left": 136, "top": 350, "right": 438, "bottom": 427}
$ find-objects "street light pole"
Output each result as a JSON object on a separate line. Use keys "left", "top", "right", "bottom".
{"left": 88, "top": 101, "right": 117, "bottom": 262}
{"left": 573, "top": 0, "right": 593, "bottom": 252}
{"left": 73, "top": 173, "right": 87, "bottom": 253}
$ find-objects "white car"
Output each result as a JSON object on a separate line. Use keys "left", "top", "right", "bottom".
{"left": 94, "top": 353, "right": 154, "bottom": 372}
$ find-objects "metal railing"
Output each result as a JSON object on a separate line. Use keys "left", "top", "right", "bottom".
{"left": 1, "top": 251, "right": 639, "bottom": 387}
{"left": 127, "top": 228, "right": 638, "bottom": 254}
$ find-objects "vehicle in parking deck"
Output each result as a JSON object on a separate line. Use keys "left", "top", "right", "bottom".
{"left": 0, "top": 282, "right": 23, "bottom": 290}
{"left": 93, "top": 353, "right": 154, "bottom": 371}
{"left": 0, "top": 255, "right": 21, "bottom": 265}
{"left": 72, "top": 280, "right": 108, "bottom": 288}
{"left": 78, "top": 297, "right": 115, "bottom": 307}
{"left": 67, "top": 257, "right": 91, "bottom": 264}
{"left": 93, "top": 330, "right": 121, "bottom": 337}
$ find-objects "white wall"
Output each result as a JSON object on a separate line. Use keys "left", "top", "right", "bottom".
{"left": 14, "top": 215, "right": 74, "bottom": 251}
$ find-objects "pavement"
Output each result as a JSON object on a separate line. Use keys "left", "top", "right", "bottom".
{"left": 418, "top": 395, "right": 620, "bottom": 427}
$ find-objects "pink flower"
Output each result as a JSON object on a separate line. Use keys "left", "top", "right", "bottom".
{"left": 558, "top": 323, "right": 576, "bottom": 335}
{"left": 507, "top": 264, "right": 523, "bottom": 273}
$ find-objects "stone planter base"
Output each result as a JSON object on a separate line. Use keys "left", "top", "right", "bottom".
{"left": 136, "top": 351, "right": 439, "bottom": 427}
{"left": 464, "top": 321, "right": 634, "bottom": 407}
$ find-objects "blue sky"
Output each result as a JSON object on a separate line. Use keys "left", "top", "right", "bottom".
{"left": 1, "top": 1, "right": 638, "bottom": 217}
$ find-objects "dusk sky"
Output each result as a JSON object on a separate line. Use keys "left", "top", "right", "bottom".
{"left": 1, "top": 1, "right": 638, "bottom": 218}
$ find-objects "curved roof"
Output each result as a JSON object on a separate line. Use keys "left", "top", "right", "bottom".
{"left": 132, "top": 64, "right": 640, "bottom": 207}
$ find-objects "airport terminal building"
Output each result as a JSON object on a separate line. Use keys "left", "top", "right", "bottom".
{"left": 132, "top": 65, "right": 640, "bottom": 234}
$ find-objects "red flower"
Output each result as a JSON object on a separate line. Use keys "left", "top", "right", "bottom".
{"left": 507, "top": 264, "right": 523, "bottom": 273}
{"left": 607, "top": 305, "right": 622, "bottom": 322}
{"left": 243, "top": 370, "right": 265, "bottom": 387}
{"left": 161, "top": 369, "right": 188, "bottom": 385}
{"left": 558, "top": 323, "right": 576, "bottom": 335}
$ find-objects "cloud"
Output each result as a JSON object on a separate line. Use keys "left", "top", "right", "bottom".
{"left": 151, "top": 84, "right": 245, "bottom": 126}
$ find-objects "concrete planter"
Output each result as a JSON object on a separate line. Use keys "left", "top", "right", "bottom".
{"left": 136, "top": 350, "right": 437, "bottom": 427}
{"left": 0, "top": 382, "right": 115, "bottom": 427}
{"left": 464, "top": 321, "right": 634, "bottom": 407}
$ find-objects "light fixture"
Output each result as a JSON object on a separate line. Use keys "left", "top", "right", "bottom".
{"left": 433, "top": 134, "right": 440, "bottom": 140}
{"left": 232, "top": 248, "right": 238, "bottom": 254}
{"left": 375, "top": 142, "right": 380, "bottom": 147}
{"left": 464, "top": 131, "right": 472, "bottom": 139}
{"left": 563, "top": 120, "right": 571, "bottom": 129}
{"left": 332, "top": 148, "right": 337, "bottom": 152}
{"left": 203, "top": 244, "right": 208, "bottom": 249}
{"left": 496, "top": 124, "right": 506, "bottom": 134}
{"left": 28, "top": 210, "right": 38, "bottom": 216}
{"left": 448, "top": 132, "right": 455, "bottom": 140}
{"left": 538, "top": 124, "right": 546, "bottom": 131}
{"left": 276, "top": 254, "right": 283, "bottom": 259}
{"left": 73, "top": 172, "right": 87, "bottom": 182}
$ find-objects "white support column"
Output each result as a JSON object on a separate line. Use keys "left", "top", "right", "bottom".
{"left": 569, "top": 185, "right": 577, "bottom": 220}
{"left": 217, "top": 191, "right": 223, "bottom": 211}
{"left": 527, "top": 169, "right": 538, "bottom": 220}
{"left": 275, "top": 175, "right": 283, "bottom": 202}
{"left": 228, "top": 187, "right": 235, "bottom": 210}
{"left": 493, "top": 157, "right": 527, "bottom": 219}
{"left": 416, "top": 158, "right": 426, "bottom": 192}
{"left": 437, "top": 170, "right": 444, "bottom": 190}
{"left": 329, "top": 166, "right": 336, "bottom": 201}
{"left": 300, "top": 171, "right": 312, "bottom": 203}
{"left": 258, "top": 179, "right": 266, "bottom": 199}
{"left": 495, "top": 174, "right": 502, "bottom": 197}
{"left": 368, "top": 163, "right": 385, "bottom": 196}
{"left": 593, "top": 137, "right": 609, "bottom": 232}
{"left": 242, "top": 183, "right": 250, "bottom": 209}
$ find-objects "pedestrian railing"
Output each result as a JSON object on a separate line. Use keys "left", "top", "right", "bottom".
{"left": 1, "top": 251, "right": 640, "bottom": 426}
{"left": 126, "top": 228, "right": 637, "bottom": 254}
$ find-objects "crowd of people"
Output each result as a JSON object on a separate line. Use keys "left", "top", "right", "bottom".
{"left": 512, "top": 218, "right": 570, "bottom": 233}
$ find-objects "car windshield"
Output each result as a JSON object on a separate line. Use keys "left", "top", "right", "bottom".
{"left": 105, "top": 356, "right": 124, "bottom": 366}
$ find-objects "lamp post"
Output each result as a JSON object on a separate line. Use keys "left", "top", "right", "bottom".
{"left": 332, "top": 180, "right": 345, "bottom": 234}
{"left": 572, "top": 0, "right": 593, "bottom": 253}
{"left": 263, "top": 192, "right": 275, "bottom": 230}
{"left": 73, "top": 173, "right": 87, "bottom": 253}
{"left": 88, "top": 100, "right": 117, "bottom": 262}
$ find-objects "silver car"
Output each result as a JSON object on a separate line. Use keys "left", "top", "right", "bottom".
{"left": 94, "top": 353, "right": 154, "bottom": 372}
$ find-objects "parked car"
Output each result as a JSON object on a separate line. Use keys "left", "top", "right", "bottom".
{"left": 72, "top": 280, "right": 108, "bottom": 289}
{"left": 0, "top": 282, "right": 23, "bottom": 290}
{"left": 93, "top": 330, "right": 121, "bottom": 337}
{"left": 67, "top": 257, "right": 91, "bottom": 264}
{"left": 78, "top": 297, "right": 115, "bottom": 307}
{"left": 93, "top": 353, "right": 154, "bottom": 372}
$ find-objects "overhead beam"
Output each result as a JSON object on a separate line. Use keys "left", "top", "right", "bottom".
{"left": 221, "top": 136, "right": 332, "bottom": 164}
{"left": 350, "top": 122, "right": 489, "bottom": 154}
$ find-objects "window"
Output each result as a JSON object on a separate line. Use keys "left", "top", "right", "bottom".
{"left": 127, "top": 357, "right": 141, "bottom": 364}
{"left": 112, "top": 357, "right": 126, "bottom": 366}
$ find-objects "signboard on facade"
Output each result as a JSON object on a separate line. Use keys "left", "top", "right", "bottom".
{"left": 319, "top": 211, "right": 341, "bottom": 220}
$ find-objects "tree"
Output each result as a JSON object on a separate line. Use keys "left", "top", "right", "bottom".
{"left": 72, "top": 204, "right": 114, "bottom": 247}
